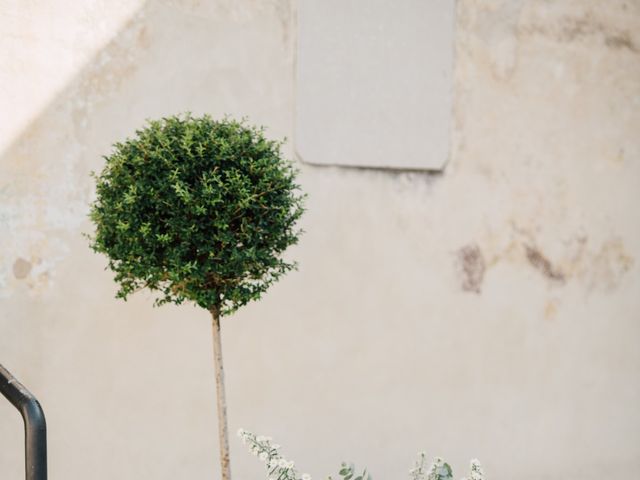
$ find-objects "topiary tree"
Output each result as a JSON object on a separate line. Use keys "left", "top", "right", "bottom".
{"left": 87, "top": 114, "right": 305, "bottom": 480}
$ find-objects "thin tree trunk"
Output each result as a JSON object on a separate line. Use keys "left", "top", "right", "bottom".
{"left": 210, "top": 306, "right": 231, "bottom": 480}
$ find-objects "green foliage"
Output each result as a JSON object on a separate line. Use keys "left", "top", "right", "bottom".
{"left": 334, "top": 462, "right": 372, "bottom": 480}
{"left": 88, "top": 114, "right": 305, "bottom": 315}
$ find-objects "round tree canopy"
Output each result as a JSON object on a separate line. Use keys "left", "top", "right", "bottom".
{"left": 88, "top": 114, "right": 305, "bottom": 315}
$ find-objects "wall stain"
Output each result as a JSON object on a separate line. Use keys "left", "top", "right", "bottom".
{"left": 460, "top": 0, "right": 526, "bottom": 82}
{"left": 525, "top": 245, "right": 566, "bottom": 283}
{"left": 584, "top": 237, "right": 634, "bottom": 292}
{"left": 605, "top": 32, "right": 638, "bottom": 53}
{"left": 499, "top": 221, "right": 634, "bottom": 292}
{"left": 12, "top": 258, "right": 32, "bottom": 279}
{"left": 521, "top": 13, "right": 638, "bottom": 54}
{"left": 544, "top": 298, "right": 559, "bottom": 321}
{"left": 136, "top": 25, "right": 150, "bottom": 49}
{"left": 456, "top": 244, "right": 486, "bottom": 294}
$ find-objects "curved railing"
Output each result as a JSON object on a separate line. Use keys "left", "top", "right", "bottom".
{"left": 0, "top": 363, "right": 47, "bottom": 480}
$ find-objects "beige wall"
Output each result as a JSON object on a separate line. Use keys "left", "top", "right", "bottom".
{"left": 1, "top": 1, "right": 639, "bottom": 479}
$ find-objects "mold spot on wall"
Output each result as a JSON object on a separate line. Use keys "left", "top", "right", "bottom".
{"left": 525, "top": 245, "right": 565, "bottom": 283}
{"left": 456, "top": 244, "right": 486, "bottom": 294}
{"left": 604, "top": 32, "right": 638, "bottom": 53}
{"left": 12, "top": 258, "right": 32, "bottom": 279}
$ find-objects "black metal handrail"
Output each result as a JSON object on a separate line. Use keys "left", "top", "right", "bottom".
{"left": 0, "top": 363, "right": 47, "bottom": 480}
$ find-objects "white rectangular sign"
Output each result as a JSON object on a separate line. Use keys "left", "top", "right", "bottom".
{"left": 295, "top": 0, "right": 455, "bottom": 170}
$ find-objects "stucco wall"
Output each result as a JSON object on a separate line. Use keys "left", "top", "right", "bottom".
{"left": 1, "top": 1, "right": 638, "bottom": 479}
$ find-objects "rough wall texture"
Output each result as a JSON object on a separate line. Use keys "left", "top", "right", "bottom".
{"left": 0, "top": 1, "right": 638, "bottom": 479}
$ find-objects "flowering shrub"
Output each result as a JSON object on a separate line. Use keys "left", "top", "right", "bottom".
{"left": 238, "top": 429, "right": 484, "bottom": 480}
{"left": 408, "top": 452, "right": 483, "bottom": 480}
{"left": 238, "top": 429, "right": 303, "bottom": 480}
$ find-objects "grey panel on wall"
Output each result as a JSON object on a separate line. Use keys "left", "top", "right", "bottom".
{"left": 295, "top": 0, "right": 455, "bottom": 170}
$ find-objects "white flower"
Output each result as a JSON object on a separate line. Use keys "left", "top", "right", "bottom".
{"left": 287, "top": 461, "right": 294, "bottom": 469}
{"left": 302, "top": 473, "right": 311, "bottom": 480}
{"left": 257, "top": 435, "right": 266, "bottom": 442}
{"left": 268, "top": 459, "right": 279, "bottom": 469}
{"left": 272, "top": 444, "right": 281, "bottom": 450}
{"left": 278, "top": 459, "right": 288, "bottom": 468}
{"left": 237, "top": 428, "right": 245, "bottom": 437}
{"left": 259, "top": 452, "right": 268, "bottom": 461}
{"left": 469, "top": 459, "right": 484, "bottom": 480}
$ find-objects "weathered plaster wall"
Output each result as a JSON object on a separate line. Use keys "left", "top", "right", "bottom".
{"left": 1, "top": 1, "right": 638, "bottom": 479}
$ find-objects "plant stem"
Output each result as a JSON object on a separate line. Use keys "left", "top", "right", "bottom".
{"left": 210, "top": 306, "right": 231, "bottom": 480}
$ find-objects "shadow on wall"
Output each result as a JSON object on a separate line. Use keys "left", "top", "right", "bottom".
{"left": 0, "top": 0, "right": 295, "bottom": 299}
